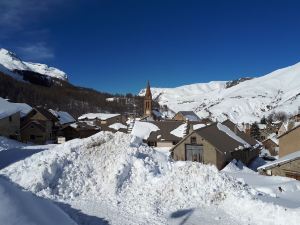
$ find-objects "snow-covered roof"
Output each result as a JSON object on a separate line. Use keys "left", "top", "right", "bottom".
{"left": 170, "top": 123, "right": 187, "bottom": 138}
{"left": 78, "top": 113, "right": 120, "bottom": 120}
{"left": 109, "top": 123, "right": 127, "bottom": 131}
{"left": 264, "top": 133, "right": 279, "bottom": 145}
{"left": 217, "top": 123, "right": 250, "bottom": 148}
{"left": 258, "top": 124, "right": 267, "bottom": 130}
{"left": 0, "top": 97, "right": 32, "bottom": 119}
{"left": 131, "top": 121, "right": 160, "bottom": 140}
{"left": 258, "top": 150, "right": 300, "bottom": 170}
{"left": 50, "top": 109, "right": 76, "bottom": 125}
{"left": 193, "top": 123, "right": 206, "bottom": 130}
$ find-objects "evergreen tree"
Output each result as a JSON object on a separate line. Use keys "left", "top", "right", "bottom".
{"left": 260, "top": 116, "right": 267, "bottom": 124}
{"left": 250, "top": 122, "right": 261, "bottom": 140}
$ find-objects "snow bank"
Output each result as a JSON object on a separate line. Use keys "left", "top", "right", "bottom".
{"left": 1, "top": 132, "right": 299, "bottom": 224}
{"left": 0, "top": 177, "right": 76, "bottom": 225}
{"left": 131, "top": 121, "right": 159, "bottom": 140}
{"left": 0, "top": 136, "right": 27, "bottom": 152}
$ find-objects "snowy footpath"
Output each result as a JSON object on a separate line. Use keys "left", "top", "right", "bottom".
{"left": 0, "top": 133, "right": 300, "bottom": 225}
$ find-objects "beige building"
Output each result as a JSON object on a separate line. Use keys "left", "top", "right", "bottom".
{"left": 258, "top": 151, "right": 300, "bottom": 180}
{"left": 0, "top": 111, "right": 20, "bottom": 140}
{"left": 170, "top": 121, "right": 259, "bottom": 170}
{"left": 278, "top": 124, "right": 300, "bottom": 157}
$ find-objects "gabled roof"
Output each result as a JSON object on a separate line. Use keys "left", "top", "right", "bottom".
{"left": 0, "top": 97, "right": 32, "bottom": 119}
{"left": 21, "top": 120, "right": 46, "bottom": 132}
{"left": 222, "top": 120, "right": 257, "bottom": 145}
{"left": 35, "top": 107, "right": 59, "bottom": 122}
{"left": 172, "top": 121, "right": 257, "bottom": 154}
{"left": 147, "top": 121, "right": 185, "bottom": 141}
{"left": 258, "top": 150, "right": 300, "bottom": 170}
{"left": 49, "top": 109, "right": 76, "bottom": 125}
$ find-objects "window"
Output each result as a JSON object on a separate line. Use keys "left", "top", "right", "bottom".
{"left": 172, "top": 141, "right": 178, "bottom": 145}
{"left": 185, "top": 144, "right": 203, "bottom": 162}
{"left": 30, "top": 135, "right": 35, "bottom": 140}
{"left": 9, "top": 116, "right": 12, "bottom": 122}
{"left": 191, "top": 137, "right": 197, "bottom": 144}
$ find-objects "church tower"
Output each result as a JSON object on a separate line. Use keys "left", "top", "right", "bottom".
{"left": 144, "top": 81, "right": 152, "bottom": 116}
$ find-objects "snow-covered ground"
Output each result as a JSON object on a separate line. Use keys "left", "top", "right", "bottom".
{"left": 0, "top": 133, "right": 299, "bottom": 225}
{"left": 139, "top": 61, "right": 300, "bottom": 123}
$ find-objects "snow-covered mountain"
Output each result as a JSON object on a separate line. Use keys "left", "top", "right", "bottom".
{"left": 0, "top": 48, "right": 68, "bottom": 81}
{"left": 140, "top": 62, "right": 300, "bottom": 124}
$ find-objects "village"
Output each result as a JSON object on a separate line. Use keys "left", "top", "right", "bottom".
{"left": 1, "top": 81, "right": 300, "bottom": 181}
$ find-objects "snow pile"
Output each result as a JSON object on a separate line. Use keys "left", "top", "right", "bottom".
{"left": 1, "top": 132, "right": 300, "bottom": 224}
{"left": 131, "top": 121, "right": 159, "bottom": 140}
{"left": 0, "top": 136, "right": 27, "bottom": 152}
{"left": 217, "top": 123, "right": 250, "bottom": 148}
{"left": 0, "top": 177, "right": 76, "bottom": 225}
{"left": 109, "top": 123, "right": 127, "bottom": 131}
{"left": 170, "top": 123, "right": 187, "bottom": 138}
{"left": 0, "top": 48, "right": 68, "bottom": 81}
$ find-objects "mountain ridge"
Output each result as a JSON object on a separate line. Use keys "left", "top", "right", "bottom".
{"left": 139, "top": 62, "right": 300, "bottom": 123}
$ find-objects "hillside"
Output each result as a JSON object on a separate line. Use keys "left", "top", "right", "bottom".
{"left": 0, "top": 72, "right": 144, "bottom": 118}
{"left": 140, "top": 62, "right": 300, "bottom": 123}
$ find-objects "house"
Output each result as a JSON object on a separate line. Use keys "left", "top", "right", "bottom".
{"left": 78, "top": 113, "right": 122, "bottom": 127}
{"left": 258, "top": 150, "right": 300, "bottom": 180}
{"left": 59, "top": 122, "right": 100, "bottom": 141}
{"left": 261, "top": 134, "right": 279, "bottom": 156}
{"left": 145, "top": 121, "right": 187, "bottom": 147}
{"left": 0, "top": 97, "right": 32, "bottom": 140}
{"left": 278, "top": 124, "right": 300, "bottom": 157}
{"left": 20, "top": 107, "right": 59, "bottom": 144}
{"left": 49, "top": 110, "right": 76, "bottom": 126}
{"left": 290, "top": 113, "right": 300, "bottom": 122}
{"left": 172, "top": 111, "right": 201, "bottom": 122}
{"left": 170, "top": 121, "right": 259, "bottom": 170}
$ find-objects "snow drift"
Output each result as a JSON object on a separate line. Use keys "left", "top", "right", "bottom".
{"left": 1, "top": 132, "right": 300, "bottom": 224}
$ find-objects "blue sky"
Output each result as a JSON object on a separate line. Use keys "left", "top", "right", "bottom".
{"left": 1, "top": 0, "right": 300, "bottom": 94}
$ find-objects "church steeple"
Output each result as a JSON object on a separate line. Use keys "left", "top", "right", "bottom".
{"left": 144, "top": 81, "right": 152, "bottom": 116}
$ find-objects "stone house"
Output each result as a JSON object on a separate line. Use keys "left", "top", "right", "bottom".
{"left": 258, "top": 151, "right": 300, "bottom": 180}
{"left": 0, "top": 97, "right": 32, "bottom": 140}
{"left": 20, "top": 107, "right": 59, "bottom": 144}
{"left": 0, "top": 111, "right": 20, "bottom": 140}
{"left": 278, "top": 124, "right": 300, "bottom": 157}
{"left": 170, "top": 121, "right": 259, "bottom": 170}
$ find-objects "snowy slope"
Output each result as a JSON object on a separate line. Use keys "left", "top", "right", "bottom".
{"left": 140, "top": 62, "right": 300, "bottom": 123}
{"left": 0, "top": 48, "right": 68, "bottom": 81}
{"left": 1, "top": 132, "right": 299, "bottom": 225}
